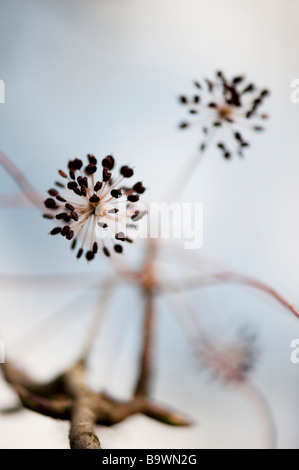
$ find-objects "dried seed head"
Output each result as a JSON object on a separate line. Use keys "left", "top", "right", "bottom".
{"left": 44, "top": 154, "right": 146, "bottom": 262}
{"left": 198, "top": 326, "right": 258, "bottom": 383}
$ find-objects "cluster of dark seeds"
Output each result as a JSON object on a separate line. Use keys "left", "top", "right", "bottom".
{"left": 43, "top": 154, "right": 146, "bottom": 261}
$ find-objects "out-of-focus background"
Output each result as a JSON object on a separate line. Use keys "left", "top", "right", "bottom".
{"left": 0, "top": 0, "right": 299, "bottom": 449}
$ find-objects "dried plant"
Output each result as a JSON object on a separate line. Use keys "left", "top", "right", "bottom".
{"left": 44, "top": 154, "right": 146, "bottom": 260}
{"left": 0, "top": 71, "right": 297, "bottom": 449}
{"left": 178, "top": 71, "right": 269, "bottom": 158}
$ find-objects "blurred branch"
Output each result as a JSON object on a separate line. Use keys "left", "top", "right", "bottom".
{"left": 134, "top": 289, "right": 155, "bottom": 397}
{"left": 0, "top": 273, "right": 114, "bottom": 291}
{"left": 0, "top": 192, "right": 36, "bottom": 208}
{"left": 164, "top": 288, "right": 277, "bottom": 448}
{"left": 0, "top": 358, "right": 192, "bottom": 449}
{"left": 237, "top": 381, "right": 277, "bottom": 449}
{"left": 79, "top": 286, "right": 114, "bottom": 362}
{"left": 0, "top": 150, "right": 43, "bottom": 209}
{"left": 135, "top": 240, "right": 158, "bottom": 398}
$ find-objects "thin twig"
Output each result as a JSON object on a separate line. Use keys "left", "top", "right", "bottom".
{"left": 237, "top": 381, "right": 277, "bottom": 449}
{"left": 0, "top": 273, "right": 113, "bottom": 291}
{"left": 79, "top": 286, "right": 114, "bottom": 362}
{"left": 160, "top": 271, "right": 299, "bottom": 319}
{"left": 164, "top": 150, "right": 205, "bottom": 202}
{"left": 0, "top": 150, "right": 43, "bottom": 208}
{"left": 164, "top": 288, "right": 277, "bottom": 448}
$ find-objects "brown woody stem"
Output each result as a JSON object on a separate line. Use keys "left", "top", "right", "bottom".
{"left": 134, "top": 289, "right": 155, "bottom": 398}
{"left": 64, "top": 362, "right": 101, "bottom": 449}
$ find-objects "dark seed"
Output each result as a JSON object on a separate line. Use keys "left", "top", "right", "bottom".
{"left": 70, "top": 211, "right": 79, "bottom": 221}
{"left": 67, "top": 181, "right": 77, "bottom": 190}
{"left": 242, "top": 84, "right": 254, "bottom": 94}
{"left": 56, "top": 212, "right": 67, "bottom": 220}
{"left": 120, "top": 166, "right": 134, "bottom": 178}
{"left": 97, "top": 222, "right": 108, "bottom": 228}
{"left": 102, "top": 168, "right": 112, "bottom": 182}
{"left": 114, "top": 244, "right": 123, "bottom": 253}
{"left": 73, "top": 158, "right": 83, "bottom": 170}
{"left": 66, "top": 230, "right": 74, "bottom": 240}
{"left": 115, "top": 232, "right": 126, "bottom": 241}
{"left": 87, "top": 154, "right": 97, "bottom": 165}
{"left": 103, "top": 246, "right": 110, "bottom": 257}
{"left": 50, "top": 227, "right": 61, "bottom": 235}
{"left": 86, "top": 250, "right": 95, "bottom": 261}
{"left": 127, "top": 194, "right": 139, "bottom": 202}
{"left": 111, "top": 189, "right": 122, "bottom": 198}
{"left": 77, "top": 176, "right": 88, "bottom": 187}
{"left": 131, "top": 210, "right": 145, "bottom": 221}
{"left": 102, "top": 155, "right": 115, "bottom": 170}
{"left": 44, "top": 198, "right": 57, "bottom": 209}
{"left": 48, "top": 189, "right": 58, "bottom": 197}
{"left": 69, "top": 169, "right": 76, "bottom": 180}
{"left": 232, "top": 75, "right": 244, "bottom": 84}
{"left": 85, "top": 164, "right": 97, "bottom": 175}
{"left": 89, "top": 194, "right": 100, "bottom": 203}
{"left": 133, "top": 182, "right": 145, "bottom": 194}
{"left": 94, "top": 181, "right": 102, "bottom": 191}
{"left": 179, "top": 122, "right": 189, "bottom": 129}
{"left": 73, "top": 188, "right": 82, "bottom": 196}
{"left": 61, "top": 225, "right": 71, "bottom": 236}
